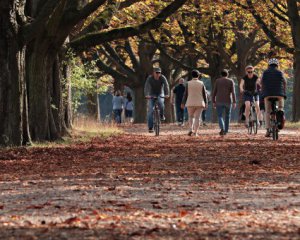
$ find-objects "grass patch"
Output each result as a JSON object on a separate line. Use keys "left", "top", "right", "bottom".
{"left": 285, "top": 121, "right": 300, "bottom": 129}
{"left": 30, "top": 117, "right": 123, "bottom": 148}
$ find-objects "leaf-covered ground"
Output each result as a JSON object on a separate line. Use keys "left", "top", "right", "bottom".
{"left": 0, "top": 124, "right": 299, "bottom": 239}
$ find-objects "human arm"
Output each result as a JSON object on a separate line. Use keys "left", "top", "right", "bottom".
{"left": 239, "top": 79, "right": 245, "bottom": 93}
{"left": 181, "top": 83, "right": 188, "bottom": 109}
{"left": 212, "top": 80, "right": 217, "bottom": 108}
{"left": 202, "top": 85, "right": 208, "bottom": 108}
{"left": 231, "top": 80, "right": 237, "bottom": 109}
{"left": 144, "top": 76, "right": 151, "bottom": 97}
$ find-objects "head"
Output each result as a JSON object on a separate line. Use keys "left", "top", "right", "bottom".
{"left": 191, "top": 69, "right": 201, "bottom": 79}
{"left": 153, "top": 67, "right": 161, "bottom": 79}
{"left": 268, "top": 58, "right": 279, "bottom": 68}
{"left": 178, "top": 78, "right": 184, "bottom": 84}
{"left": 245, "top": 65, "right": 254, "bottom": 76}
{"left": 221, "top": 69, "right": 229, "bottom": 77}
{"left": 126, "top": 92, "right": 132, "bottom": 101}
{"left": 115, "top": 90, "right": 121, "bottom": 96}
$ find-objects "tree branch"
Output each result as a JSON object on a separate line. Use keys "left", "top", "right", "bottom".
{"left": 70, "top": 0, "right": 188, "bottom": 51}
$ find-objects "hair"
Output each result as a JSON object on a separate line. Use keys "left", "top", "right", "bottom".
{"left": 191, "top": 70, "right": 201, "bottom": 79}
{"left": 115, "top": 90, "right": 121, "bottom": 96}
{"left": 221, "top": 70, "right": 229, "bottom": 77}
{"left": 126, "top": 92, "right": 132, "bottom": 102}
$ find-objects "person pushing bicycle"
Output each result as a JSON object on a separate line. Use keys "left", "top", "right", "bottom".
{"left": 261, "top": 58, "right": 287, "bottom": 137}
{"left": 239, "top": 65, "right": 261, "bottom": 128}
{"left": 144, "top": 67, "right": 170, "bottom": 133}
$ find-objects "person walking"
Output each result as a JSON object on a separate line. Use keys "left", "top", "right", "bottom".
{"left": 112, "top": 90, "right": 124, "bottom": 124}
{"left": 212, "top": 69, "right": 236, "bottom": 135}
{"left": 172, "top": 78, "right": 186, "bottom": 126}
{"left": 181, "top": 70, "right": 208, "bottom": 136}
{"left": 144, "top": 67, "right": 170, "bottom": 133}
{"left": 124, "top": 92, "right": 134, "bottom": 124}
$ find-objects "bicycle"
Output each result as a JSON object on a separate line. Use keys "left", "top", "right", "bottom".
{"left": 244, "top": 91, "right": 258, "bottom": 134}
{"left": 146, "top": 96, "right": 164, "bottom": 136}
{"left": 268, "top": 98, "right": 280, "bottom": 140}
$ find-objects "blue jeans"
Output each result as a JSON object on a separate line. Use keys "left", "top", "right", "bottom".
{"left": 175, "top": 102, "right": 184, "bottom": 123}
{"left": 216, "top": 104, "right": 232, "bottom": 133}
{"left": 147, "top": 97, "right": 164, "bottom": 129}
{"left": 113, "top": 109, "right": 122, "bottom": 123}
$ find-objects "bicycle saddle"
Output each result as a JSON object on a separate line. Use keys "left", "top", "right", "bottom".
{"left": 268, "top": 97, "right": 279, "bottom": 102}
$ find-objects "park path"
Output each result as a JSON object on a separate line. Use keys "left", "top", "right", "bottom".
{"left": 0, "top": 124, "right": 299, "bottom": 239}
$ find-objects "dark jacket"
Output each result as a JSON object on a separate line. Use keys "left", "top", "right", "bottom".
{"left": 261, "top": 66, "right": 286, "bottom": 97}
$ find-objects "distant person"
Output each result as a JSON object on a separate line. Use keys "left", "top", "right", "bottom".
{"left": 212, "top": 69, "right": 236, "bottom": 135}
{"left": 112, "top": 90, "right": 124, "bottom": 124}
{"left": 125, "top": 92, "right": 134, "bottom": 124}
{"left": 261, "top": 58, "right": 287, "bottom": 137}
{"left": 144, "top": 67, "right": 170, "bottom": 133}
{"left": 172, "top": 78, "right": 186, "bottom": 126}
{"left": 181, "top": 70, "right": 207, "bottom": 136}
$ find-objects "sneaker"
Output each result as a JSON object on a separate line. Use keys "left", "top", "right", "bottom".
{"left": 149, "top": 128, "right": 154, "bottom": 133}
{"left": 188, "top": 131, "right": 193, "bottom": 136}
{"left": 202, "top": 122, "right": 207, "bottom": 126}
{"left": 265, "top": 130, "right": 271, "bottom": 137}
{"left": 194, "top": 132, "right": 199, "bottom": 137}
{"left": 219, "top": 129, "right": 225, "bottom": 136}
{"left": 160, "top": 115, "right": 166, "bottom": 121}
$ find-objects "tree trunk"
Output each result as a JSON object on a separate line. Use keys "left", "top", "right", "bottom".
{"left": 63, "top": 64, "right": 73, "bottom": 128}
{"left": 0, "top": 1, "right": 26, "bottom": 146}
{"left": 86, "top": 93, "right": 98, "bottom": 119}
{"left": 292, "top": 53, "right": 300, "bottom": 121}
{"left": 133, "top": 86, "right": 147, "bottom": 123}
{"left": 164, "top": 98, "right": 173, "bottom": 123}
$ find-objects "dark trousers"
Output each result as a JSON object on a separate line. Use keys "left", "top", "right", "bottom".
{"left": 175, "top": 102, "right": 184, "bottom": 123}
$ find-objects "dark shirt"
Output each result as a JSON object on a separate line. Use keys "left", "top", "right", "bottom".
{"left": 144, "top": 75, "right": 170, "bottom": 96}
{"left": 243, "top": 74, "right": 258, "bottom": 94}
{"left": 212, "top": 77, "right": 236, "bottom": 104}
{"left": 173, "top": 84, "right": 185, "bottom": 104}
{"left": 261, "top": 66, "right": 286, "bottom": 97}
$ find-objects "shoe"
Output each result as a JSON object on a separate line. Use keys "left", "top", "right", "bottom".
{"left": 160, "top": 115, "right": 166, "bottom": 121}
{"left": 194, "top": 133, "right": 199, "bottom": 137}
{"left": 149, "top": 128, "right": 154, "bottom": 133}
{"left": 245, "top": 123, "right": 249, "bottom": 128}
{"left": 259, "top": 121, "right": 263, "bottom": 127}
{"left": 219, "top": 129, "right": 225, "bottom": 136}
{"left": 188, "top": 131, "right": 193, "bottom": 136}
{"left": 265, "top": 130, "right": 271, "bottom": 137}
{"left": 202, "top": 122, "right": 207, "bottom": 126}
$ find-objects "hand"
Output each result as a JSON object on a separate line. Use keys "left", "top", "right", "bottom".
{"left": 165, "top": 95, "right": 170, "bottom": 98}
{"left": 145, "top": 96, "right": 151, "bottom": 99}
{"left": 213, "top": 103, "right": 216, "bottom": 109}
{"left": 233, "top": 103, "right": 236, "bottom": 109}
{"left": 181, "top": 104, "right": 185, "bottom": 109}
{"left": 205, "top": 104, "right": 208, "bottom": 109}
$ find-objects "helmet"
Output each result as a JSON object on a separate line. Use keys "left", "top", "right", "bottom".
{"left": 268, "top": 58, "right": 279, "bottom": 66}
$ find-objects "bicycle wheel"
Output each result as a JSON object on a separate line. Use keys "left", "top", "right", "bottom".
{"left": 248, "top": 121, "right": 252, "bottom": 134}
{"left": 272, "top": 125, "right": 278, "bottom": 140}
{"left": 154, "top": 109, "right": 160, "bottom": 136}
{"left": 253, "top": 120, "right": 258, "bottom": 134}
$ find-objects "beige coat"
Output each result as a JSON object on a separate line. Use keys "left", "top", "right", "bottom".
{"left": 185, "top": 79, "right": 206, "bottom": 107}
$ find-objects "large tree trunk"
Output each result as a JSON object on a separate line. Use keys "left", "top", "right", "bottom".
{"left": 133, "top": 86, "right": 147, "bottom": 123}
{"left": 292, "top": 53, "right": 300, "bottom": 121}
{"left": 0, "top": 1, "right": 26, "bottom": 146}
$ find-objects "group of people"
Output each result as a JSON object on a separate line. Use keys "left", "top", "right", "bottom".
{"left": 112, "top": 91, "right": 134, "bottom": 124}
{"left": 144, "top": 58, "right": 287, "bottom": 137}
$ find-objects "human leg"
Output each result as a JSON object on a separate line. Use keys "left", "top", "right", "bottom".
{"left": 147, "top": 99, "right": 154, "bottom": 130}
{"left": 216, "top": 105, "right": 225, "bottom": 133}
{"left": 187, "top": 107, "right": 196, "bottom": 134}
{"left": 224, "top": 104, "right": 232, "bottom": 133}
{"left": 194, "top": 107, "right": 203, "bottom": 135}
{"left": 244, "top": 101, "right": 251, "bottom": 126}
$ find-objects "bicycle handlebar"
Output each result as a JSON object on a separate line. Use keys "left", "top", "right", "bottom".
{"left": 145, "top": 96, "right": 167, "bottom": 99}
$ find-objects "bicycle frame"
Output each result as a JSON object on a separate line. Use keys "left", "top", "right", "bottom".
{"left": 247, "top": 94, "right": 258, "bottom": 135}
{"left": 147, "top": 96, "right": 164, "bottom": 136}
{"left": 269, "top": 99, "right": 279, "bottom": 140}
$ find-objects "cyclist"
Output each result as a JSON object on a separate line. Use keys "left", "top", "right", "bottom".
{"left": 144, "top": 67, "right": 170, "bottom": 133}
{"left": 261, "top": 58, "right": 287, "bottom": 137}
{"left": 239, "top": 65, "right": 261, "bottom": 128}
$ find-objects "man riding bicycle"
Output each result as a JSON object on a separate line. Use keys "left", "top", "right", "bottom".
{"left": 144, "top": 67, "right": 170, "bottom": 133}
{"left": 239, "top": 65, "right": 261, "bottom": 128}
{"left": 261, "top": 58, "right": 287, "bottom": 137}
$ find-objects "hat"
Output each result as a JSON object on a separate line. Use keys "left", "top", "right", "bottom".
{"left": 153, "top": 67, "right": 161, "bottom": 73}
{"left": 268, "top": 58, "right": 279, "bottom": 66}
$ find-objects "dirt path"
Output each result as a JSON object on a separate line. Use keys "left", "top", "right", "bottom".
{"left": 0, "top": 124, "right": 299, "bottom": 239}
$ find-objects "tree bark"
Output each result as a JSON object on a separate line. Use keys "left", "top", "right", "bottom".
{"left": 0, "top": 0, "right": 26, "bottom": 146}
{"left": 133, "top": 86, "right": 147, "bottom": 123}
